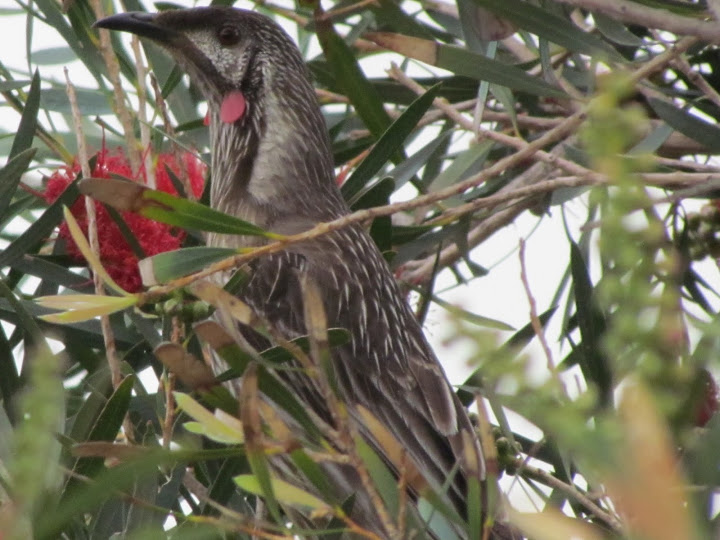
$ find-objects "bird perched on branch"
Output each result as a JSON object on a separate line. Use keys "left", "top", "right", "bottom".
{"left": 95, "top": 7, "right": 517, "bottom": 539}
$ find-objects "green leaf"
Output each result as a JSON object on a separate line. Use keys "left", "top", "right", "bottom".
{"left": 436, "top": 44, "right": 562, "bottom": 96}
{"left": 290, "top": 449, "right": 334, "bottom": 500}
{"left": 38, "top": 448, "right": 234, "bottom": 537}
{"left": 61, "top": 206, "right": 131, "bottom": 296}
{"left": 427, "top": 141, "right": 492, "bottom": 193}
{"left": 139, "top": 247, "right": 240, "bottom": 286}
{"left": 0, "top": 80, "right": 32, "bottom": 92}
{"left": 36, "top": 294, "right": 138, "bottom": 324}
{"left": 467, "top": 473, "right": 482, "bottom": 540}
{"left": 10, "top": 70, "right": 40, "bottom": 159}
{"left": 473, "top": 0, "right": 622, "bottom": 61}
{"left": 430, "top": 294, "right": 514, "bottom": 331}
{"left": 372, "top": 0, "right": 439, "bottom": 40}
{"left": 78, "top": 177, "right": 277, "bottom": 238}
{"left": 594, "top": 13, "right": 643, "bottom": 46}
{"left": 0, "top": 279, "right": 51, "bottom": 357}
{"left": 0, "top": 147, "right": 36, "bottom": 220}
{"left": 352, "top": 177, "right": 395, "bottom": 212}
{"left": 354, "top": 436, "right": 399, "bottom": 516}
{"left": 32, "top": 47, "right": 80, "bottom": 65}
{"left": 175, "top": 392, "right": 244, "bottom": 445}
{"left": 241, "top": 364, "right": 281, "bottom": 522}
{"left": 32, "top": 0, "right": 106, "bottom": 86}
{"left": 569, "top": 242, "right": 612, "bottom": 407}
{"left": 0, "top": 178, "right": 79, "bottom": 268}
{"left": 41, "top": 87, "right": 113, "bottom": 115}
{"left": 316, "top": 17, "right": 392, "bottom": 139}
{"left": 0, "top": 298, "right": 142, "bottom": 350}
{"left": 388, "top": 129, "right": 453, "bottom": 190}
{"left": 195, "top": 323, "right": 327, "bottom": 442}
{"left": 342, "top": 84, "right": 442, "bottom": 200}
{"left": 9, "top": 347, "right": 64, "bottom": 530}
{"left": 234, "top": 474, "right": 330, "bottom": 512}
{"left": 457, "top": 307, "right": 556, "bottom": 406}
{"left": 365, "top": 33, "right": 564, "bottom": 98}
{"left": 648, "top": 98, "right": 720, "bottom": 153}
{"left": 69, "top": 375, "right": 136, "bottom": 486}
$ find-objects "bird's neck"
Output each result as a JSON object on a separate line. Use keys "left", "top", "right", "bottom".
{"left": 208, "top": 90, "right": 347, "bottom": 230}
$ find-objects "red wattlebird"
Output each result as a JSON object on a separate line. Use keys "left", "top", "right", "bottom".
{"left": 95, "top": 8, "right": 518, "bottom": 539}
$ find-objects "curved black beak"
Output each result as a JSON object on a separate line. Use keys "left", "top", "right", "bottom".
{"left": 94, "top": 12, "right": 175, "bottom": 44}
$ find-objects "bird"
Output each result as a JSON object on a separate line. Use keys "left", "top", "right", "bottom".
{"left": 95, "top": 7, "right": 517, "bottom": 539}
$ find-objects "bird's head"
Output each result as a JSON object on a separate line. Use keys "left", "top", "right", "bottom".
{"left": 95, "top": 8, "right": 306, "bottom": 117}
{"left": 95, "top": 7, "right": 341, "bottom": 222}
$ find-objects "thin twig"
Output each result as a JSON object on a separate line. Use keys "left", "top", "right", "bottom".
{"left": 139, "top": 162, "right": 712, "bottom": 303}
{"left": 315, "top": 0, "right": 380, "bottom": 21}
{"left": 511, "top": 457, "right": 624, "bottom": 533}
{"left": 518, "top": 239, "right": 554, "bottom": 371}
{"left": 64, "top": 69, "right": 122, "bottom": 391}
{"left": 150, "top": 75, "right": 195, "bottom": 199}
{"left": 553, "top": 0, "right": 720, "bottom": 43}
{"left": 401, "top": 133, "right": 579, "bottom": 284}
{"left": 162, "top": 372, "right": 175, "bottom": 449}
{"left": 396, "top": 452, "right": 409, "bottom": 538}
{"left": 552, "top": 172, "right": 720, "bottom": 189}
{"left": 90, "top": 0, "right": 141, "bottom": 174}
{"left": 135, "top": 176, "right": 584, "bottom": 304}
{"left": 130, "top": 35, "right": 154, "bottom": 189}
{"left": 671, "top": 54, "right": 720, "bottom": 111}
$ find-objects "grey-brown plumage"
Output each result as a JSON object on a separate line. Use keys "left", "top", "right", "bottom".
{"left": 95, "top": 8, "right": 516, "bottom": 539}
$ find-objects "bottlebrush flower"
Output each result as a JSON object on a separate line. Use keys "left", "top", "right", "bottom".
{"left": 44, "top": 147, "right": 206, "bottom": 292}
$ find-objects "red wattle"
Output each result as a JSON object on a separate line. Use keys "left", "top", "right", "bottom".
{"left": 220, "top": 91, "right": 247, "bottom": 124}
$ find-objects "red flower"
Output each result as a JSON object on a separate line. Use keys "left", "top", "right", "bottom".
{"left": 45, "top": 147, "right": 206, "bottom": 292}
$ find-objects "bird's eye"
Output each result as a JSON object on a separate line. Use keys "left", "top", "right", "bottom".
{"left": 218, "top": 26, "right": 240, "bottom": 47}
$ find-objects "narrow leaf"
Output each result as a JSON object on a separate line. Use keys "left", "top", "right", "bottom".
{"left": 62, "top": 206, "right": 130, "bottom": 296}
{"left": 0, "top": 147, "right": 37, "bottom": 219}
{"left": 234, "top": 474, "right": 330, "bottom": 512}
{"left": 139, "top": 247, "right": 240, "bottom": 286}
{"left": 41, "top": 87, "right": 113, "bottom": 115}
{"left": 473, "top": 0, "right": 622, "bottom": 60}
{"left": 570, "top": 242, "right": 612, "bottom": 407}
{"left": 649, "top": 98, "right": 720, "bottom": 153}
{"left": 342, "top": 84, "right": 442, "bottom": 200}
{"left": 10, "top": 70, "right": 40, "bottom": 159}
{"left": 175, "top": 392, "right": 244, "bottom": 444}
{"left": 79, "top": 177, "right": 277, "bottom": 237}
{"left": 35, "top": 294, "right": 133, "bottom": 310}
{"left": 241, "top": 364, "right": 281, "bottom": 522}
{"left": 70, "top": 375, "right": 135, "bottom": 485}
{"left": 316, "top": 16, "right": 392, "bottom": 139}
{"left": 0, "top": 80, "right": 31, "bottom": 92}
{"left": 190, "top": 281, "right": 256, "bottom": 326}
{"left": 364, "top": 32, "right": 563, "bottom": 97}
{"left": 0, "top": 280, "right": 51, "bottom": 356}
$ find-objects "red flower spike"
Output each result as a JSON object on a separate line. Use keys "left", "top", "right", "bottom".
{"left": 45, "top": 147, "right": 206, "bottom": 292}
